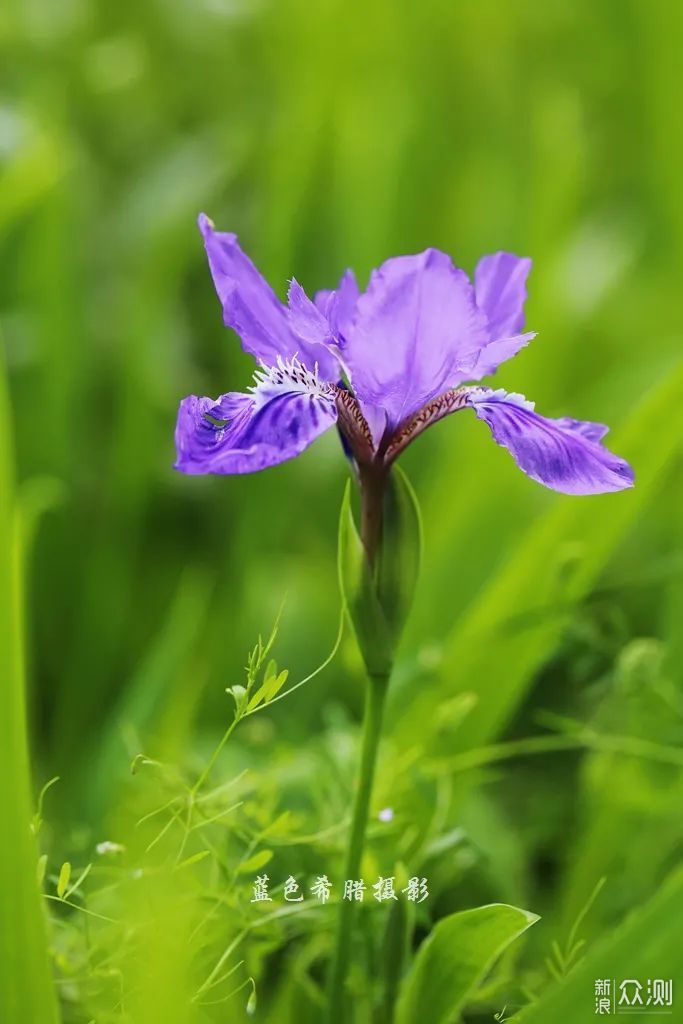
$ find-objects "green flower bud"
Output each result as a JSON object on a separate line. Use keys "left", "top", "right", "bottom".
{"left": 338, "top": 465, "right": 422, "bottom": 678}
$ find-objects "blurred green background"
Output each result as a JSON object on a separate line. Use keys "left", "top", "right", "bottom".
{"left": 2, "top": 0, "right": 683, "bottom": 1021}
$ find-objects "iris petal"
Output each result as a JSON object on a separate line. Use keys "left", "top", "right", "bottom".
{"left": 340, "top": 248, "right": 489, "bottom": 431}
{"left": 466, "top": 388, "right": 634, "bottom": 495}
{"left": 198, "top": 214, "right": 339, "bottom": 380}
{"left": 469, "top": 252, "right": 535, "bottom": 379}
{"left": 474, "top": 252, "right": 532, "bottom": 339}
{"left": 174, "top": 365, "right": 337, "bottom": 476}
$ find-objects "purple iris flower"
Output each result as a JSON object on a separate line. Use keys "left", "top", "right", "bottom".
{"left": 175, "top": 214, "right": 634, "bottom": 496}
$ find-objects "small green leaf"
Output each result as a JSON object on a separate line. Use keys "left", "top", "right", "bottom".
{"left": 395, "top": 903, "right": 539, "bottom": 1024}
{"left": 56, "top": 862, "right": 71, "bottom": 899}
{"left": 175, "top": 850, "right": 211, "bottom": 871}
{"left": 237, "top": 849, "right": 273, "bottom": 874}
{"left": 263, "top": 810, "right": 292, "bottom": 837}
{"left": 246, "top": 668, "right": 289, "bottom": 711}
{"left": 264, "top": 668, "right": 288, "bottom": 700}
{"left": 36, "top": 854, "right": 47, "bottom": 887}
{"left": 246, "top": 684, "right": 268, "bottom": 712}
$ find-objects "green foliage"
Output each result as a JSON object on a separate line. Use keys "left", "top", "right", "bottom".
{"left": 395, "top": 904, "right": 538, "bottom": 1024}
{"left": 518, "top": 865, "right": 683, "bottom": 1022}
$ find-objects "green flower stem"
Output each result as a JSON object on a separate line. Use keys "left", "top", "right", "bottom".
{"left": 325, "top": 669, "right": 389, "bottom": 1022}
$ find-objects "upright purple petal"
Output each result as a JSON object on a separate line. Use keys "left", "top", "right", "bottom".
{"left": 341, "top": 249, "right": 489, "bottom": 431}
{"left": 287, "top": 279, "right": 335, "bottom": 349}
{"left": 174, "top": 359, "right": 337, "bottom": 475}
{"left": 474, "top": 252, "right": 532, "bottom": 339}
{"left": 468, "top": 331, "right": 537, "bottom": 380}
{"left": 466, "top": 388, "right": 634, "bottom": 495}
{"left": 322, "top": 269, "right": 360, "bottom": 344}
{"left": 468, "top": 252, "right": 536, "bottom": 379}
{"left": 198, "top": 214, "right": 339, "bottom": 380}
{"left": 307, "top": 270, "right": 360, "bottom": 349}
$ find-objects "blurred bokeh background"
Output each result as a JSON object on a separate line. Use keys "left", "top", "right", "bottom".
{"left": 2, "top": 1, "right": 683, "bottom": 1021}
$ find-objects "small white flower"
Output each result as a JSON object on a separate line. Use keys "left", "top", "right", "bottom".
{"left": 96, "top": 840, "right": 126, "bottom": 856}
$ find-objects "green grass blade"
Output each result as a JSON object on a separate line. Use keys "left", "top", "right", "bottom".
{"left": 0, "top": 344, "right": 59, "bottom": 1022}
{"left": 517, "top": 864, "right": 683, "bottom": 1022}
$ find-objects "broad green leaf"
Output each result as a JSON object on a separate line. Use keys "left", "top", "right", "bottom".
{"left": 395, "top": 905, "right": 540, "bottom": 1024}
{"left": 395, "top": 903, "right": 539, "bottom": 1024}
{"left": 518, "top": 864, "right": 683, "bottom": 1022}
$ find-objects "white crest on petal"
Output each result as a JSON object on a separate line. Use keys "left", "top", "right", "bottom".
{"left": 465, "top": 386, "right": 535, "bottom": 412}
{"left": 249, "top": 354, "right": 333, "bottom": 410}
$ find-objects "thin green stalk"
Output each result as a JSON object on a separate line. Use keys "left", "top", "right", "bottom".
{"left": 0, "top": 345, "right": 59, "bottom": 1022}
{"left": 325, "top": 671, "right": 389, "bottom": 1023}
{"left": 191, "top": 716, "right": 239, "bottom": 797}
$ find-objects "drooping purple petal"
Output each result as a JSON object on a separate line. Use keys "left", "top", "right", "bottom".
{"left": 174, "top": 359, "right": 337, "bottom": 475}
{"left": 552, "top": 416, "right": 610, "bottom": 442}
{"left": 465, "top": 388, "right": 634, "bottom": 495}
{"left": 198, "top": 214, "right": 339, "bottom": 380}
{"left": 340, "top": 249, "right": 489, "bottom": 431}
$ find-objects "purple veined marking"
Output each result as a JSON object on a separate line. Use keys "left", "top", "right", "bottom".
{"left": 175, "top": 214, "right": 634, "bottom": 497}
